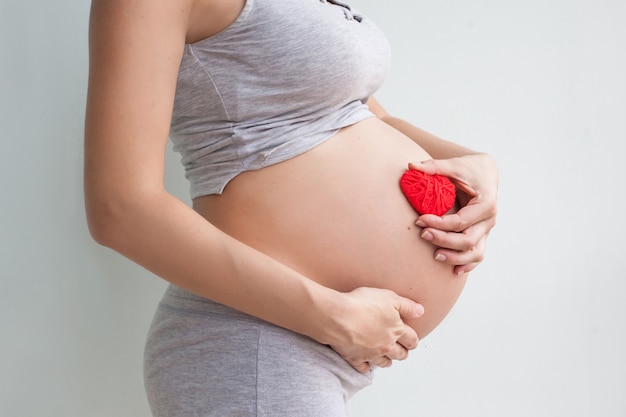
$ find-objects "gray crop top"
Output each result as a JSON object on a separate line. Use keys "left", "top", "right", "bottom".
{"left": 170, "top": 0, "right": 391, "bottom": 197}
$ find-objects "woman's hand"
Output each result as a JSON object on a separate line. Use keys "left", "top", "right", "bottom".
{"left": 327, "top": 287, "right": 424, "bottom": 373}
{"left": 409, "top": 153, "right": 498, "bottom": 275}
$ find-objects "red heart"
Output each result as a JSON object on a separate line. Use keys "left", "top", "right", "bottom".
{"left": 399, "top": 169, "right": 456, "bottom": 216}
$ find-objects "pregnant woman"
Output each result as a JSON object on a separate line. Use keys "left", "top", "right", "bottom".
{"left": 84, "top": 0, "right": 498, "bottom": 415}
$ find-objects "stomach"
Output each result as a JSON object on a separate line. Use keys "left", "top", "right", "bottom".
{"left": 192, "top": 116, "right": 467, "bottom": 338}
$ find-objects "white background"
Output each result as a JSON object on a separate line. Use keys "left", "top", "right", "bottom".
{"left": 1, "top": 0, "right": 625, "bottom": 416}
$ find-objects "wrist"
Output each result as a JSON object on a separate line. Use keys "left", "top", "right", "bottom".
{"left": 304, "top": 286, "right": 351, "bottom": 346}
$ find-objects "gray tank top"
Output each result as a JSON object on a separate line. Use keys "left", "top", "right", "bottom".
{"left": 170, "top": 0, "right": 391, "bottom": 197}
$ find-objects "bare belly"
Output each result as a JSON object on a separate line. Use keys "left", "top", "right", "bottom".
{"left": 193, "top": 117, "right": 467, "bottom": 338}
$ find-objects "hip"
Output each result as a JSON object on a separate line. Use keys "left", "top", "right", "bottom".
{"left": 144, "top": 285, "right": 372, "bottom": 416}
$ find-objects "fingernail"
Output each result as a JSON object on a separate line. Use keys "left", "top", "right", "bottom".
{"left": 435, "top": 253, "right": 447, "bottom": 262}
{"left": 415, "top": 220, "right": 427, "bottom": 227}
{"left": 415, "top": 304, "right": 425, "bottom": 316}
{"left": 421, "top": 231, "right": 433, "bottom": 241}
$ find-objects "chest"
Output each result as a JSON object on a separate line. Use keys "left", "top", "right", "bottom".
{"left": 174, "top": 0, "right": 391, "bottom": 121}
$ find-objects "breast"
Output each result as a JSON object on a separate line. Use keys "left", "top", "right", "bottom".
{"left": 170, "top": 0, "right": 391, "bottom": 197}
{"left": 193, "top": 118, "right": 467, "bottom": 338}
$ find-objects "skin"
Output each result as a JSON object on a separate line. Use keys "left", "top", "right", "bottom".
{"left": 84, "top": 0, "right": 498, "bottom": 373}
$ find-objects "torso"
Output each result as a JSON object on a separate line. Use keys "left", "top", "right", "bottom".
{"left": 185, "top": 0, "right": 466, "bottom": 338}
{"left": 193, "top": 118, "right": 467, "bottom": 338}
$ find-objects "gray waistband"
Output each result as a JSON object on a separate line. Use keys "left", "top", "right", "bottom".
{"left": 159, "top": 284, "right": 267, "bottom": 323}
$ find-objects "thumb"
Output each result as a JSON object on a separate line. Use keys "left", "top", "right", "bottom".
{"left": 395, "top": 296, "right": 425, "bottom": 320}
{"left": 409, "top": 159, "right": 476, "bottom": 197}
{"left": 409, "top": 158, "right": 457, "bottom": 177}
{"left": 408, "top": 159, "right": 438, "bottom": 175}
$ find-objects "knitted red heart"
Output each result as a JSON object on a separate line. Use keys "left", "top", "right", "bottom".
{"left": 400, "top": 169, "right": 456, "bottom": 216}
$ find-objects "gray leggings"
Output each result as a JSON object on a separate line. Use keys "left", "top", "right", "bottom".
{"left": 144, "top": 285, "right": 373, "bottom": 416}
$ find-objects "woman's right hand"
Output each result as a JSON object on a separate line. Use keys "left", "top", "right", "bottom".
{"left": 327, "top": 287, "right": 424, "bottom": 373}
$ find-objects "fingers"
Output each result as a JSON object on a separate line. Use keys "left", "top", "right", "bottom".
{"left": 409, "top": 159, "right": 477, "bottom": 197}
{"left": 373, "top": 332, "right": 416, "bottom": 367}
{"left": 454, "top": 261, "right": 480, "bottom": 276}
{"left": 434, "top": 237, "right": 486, "bottom": 268}
{"left": 395, "top": 323, "right": 419, "bottom": 351}
{"left": 418, "top": 203, "right": 495, "bottom": 234}
{"left": 369, "top": 356, "right": 393, "bottom": 368}
{"left": 346, "top": 341, "right": 409, "bottom": 373}
{"left": 420, "top": 220, "right": 490, "bottom": 253}
{"left": 364, "top": 339, "right": 413, "bottom": 370}
{"left": 409, "top": 158, "right": 457, "bottom": 177}
{"left": 419, "top": 220, "right": 489, "bottom": 269}
{"left": 389, "top": 343, "right": 410, "bottom": 361}
{"left": 408, "top": 154, "right": 497, "bottom": 272}
{"left": 349, "top": 361, "right": 372, "bottom": 374}
{"left": 410, "top": 154, "right": 499, "bottom": 206}
{"left": 393, "top": 297, "right": 422, "bottom": 350}
{"left": 395, "top": 295, "right": 425, "bottom": 321}
{"left": 332, "top": 288, "right": 424, "bottom": 374}
{"left": 429, "top": 230, "right": 487, "bottom": 266}
{"left": 416, "top": 193, "right": 496, "bottom": 270}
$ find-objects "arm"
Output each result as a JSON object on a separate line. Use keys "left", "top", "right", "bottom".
{"left": 367, "top": 97, "right": 475, "bottom": 159}
{"left": 84, "top": 0, "right": 422, "bottom": 372}
{"left": 367, "top": 97, "right": 498, "bottom": 274}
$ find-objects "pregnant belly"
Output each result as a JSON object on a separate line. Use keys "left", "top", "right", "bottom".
{"left": 193, "top": 117, "right": 467, "bottom": 338}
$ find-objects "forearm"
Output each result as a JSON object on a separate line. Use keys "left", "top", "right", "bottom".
{"left": 366, "top": 97, "right": 477, "bottom": 159}
{"left": 86, "top": 189, "right": 340, "bottom": 344}
{"left": 381, "top": 115, "right": 477, "bottom": 159}
{"left": 84, "top": 1, "right": 422, "bottom": 372}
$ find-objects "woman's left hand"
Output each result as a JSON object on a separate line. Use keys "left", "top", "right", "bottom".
{"left": 409, "top": 153, "right": 498, "bottom": 275}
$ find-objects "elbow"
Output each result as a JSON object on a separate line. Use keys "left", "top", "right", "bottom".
{"left": 84, "top": 189, "right": 137, "bottom": 249}
{"left": 84, "top": 187, "right": 166, "bottom": 251}
{"left": 85, "top": 198, "right": 123, "bottom": 248}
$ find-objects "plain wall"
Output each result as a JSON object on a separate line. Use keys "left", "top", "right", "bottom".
{"left": 1, "top": 0, "right": 625, "bottom": 416}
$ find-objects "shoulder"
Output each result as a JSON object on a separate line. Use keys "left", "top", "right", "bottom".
{"left": 88, "top": 0, "right": 192, "bottom": 49}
